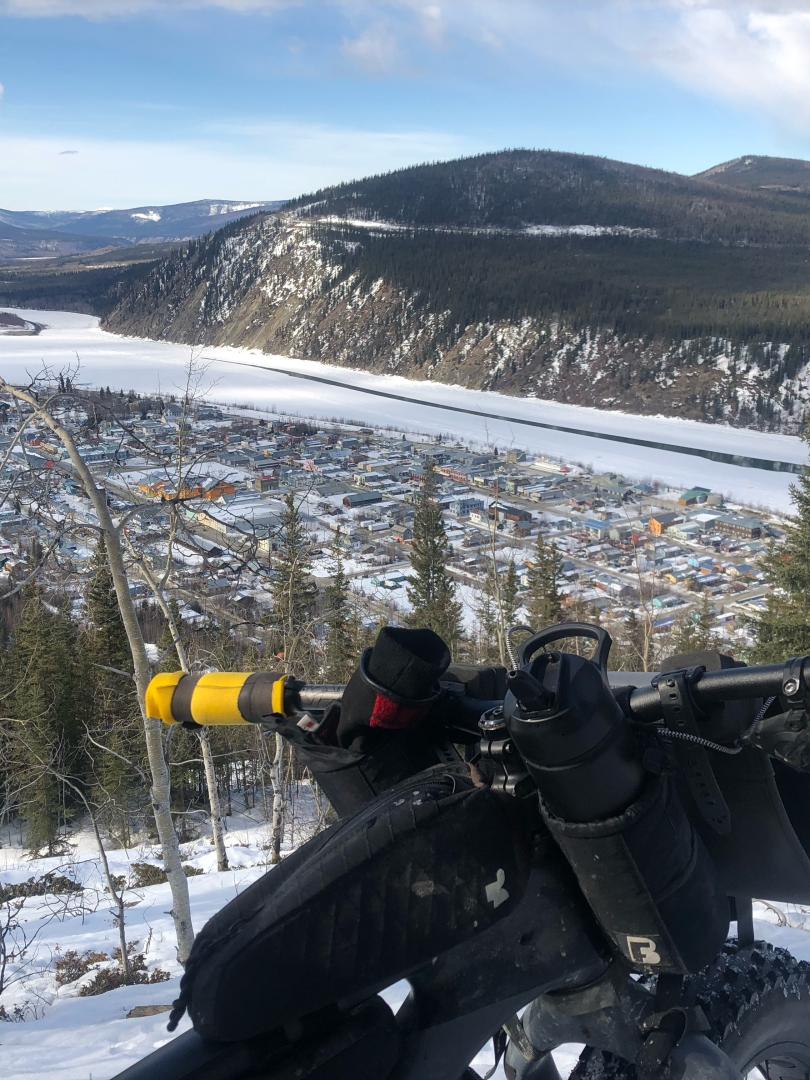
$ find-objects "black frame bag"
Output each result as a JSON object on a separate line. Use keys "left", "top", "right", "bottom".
{"left": 171, "top": 764, "right": 530, "bottom": 1042}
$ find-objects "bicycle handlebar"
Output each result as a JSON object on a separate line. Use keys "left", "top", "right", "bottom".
{"left": 146, "top": 657, "right": 807, "bottom": 735}
{"left": 625, "top": 661, "right": 796, "bottom": 720}
{"left": 145, "top": 670, "right": 347, "bottom": 728}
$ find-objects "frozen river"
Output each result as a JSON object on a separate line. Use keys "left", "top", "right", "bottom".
{"left": 0, "top": 308, "right": 805, "bottom": 513}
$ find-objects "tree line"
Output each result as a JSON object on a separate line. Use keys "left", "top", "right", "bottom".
{"left": 321, "top": 227, "right": 810, "bottom": 350}
{"left": 284, "top": 148, "right": 810, "bottom": 244}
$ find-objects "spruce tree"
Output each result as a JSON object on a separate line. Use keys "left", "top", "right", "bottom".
{"left": 525, "top": 534, "right": 563, "bottom": 630}
{"left": 322, "top": 528, "right": 361, "bottom": 682}
{"left": 502, "top": 559, "right": 520, "bottom": 632}
{"left": 50, "top": 595, "right": 88, "bottom": 799}
{"left": 86, "top": 535, "right": 140, "bottom": 843}
{"left": 266, "top": 494, "right": 318, "bottom": 861}
{"left": 406, "top": 461, "right": 463, "bottom": 649}
{"left": 9, "top": 590, "right": 83, "bottom": 853}
{"left": 611, "top": 609, "right": 656, "bottom": 672}
{"left": 271, "top": 492, "right": 317, "bottom": 675}
{"left": 477, "top": 556, "right": 521, "bottom": 663}
{"left": 475, "top": 573, "right": 499, "bottom": 664}
{"left": 754, "top": 437, "right": 810, "bottom": 661}
{"left": 87, "top": 536, "right": 133, "bottom": 674}
{"left": 669, "top": 595, "right": 718, "bottom": 656}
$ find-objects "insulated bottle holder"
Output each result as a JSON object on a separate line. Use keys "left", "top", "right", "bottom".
{"left": 542, "top": 774, "right": 729, "bottom": 974}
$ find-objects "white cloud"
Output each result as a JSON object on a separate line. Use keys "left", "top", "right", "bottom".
{"left": 0, "top": 0, "right": 293, "bottom": 14}
{"left": 342, "top": 24, "right": 405, "bottom": 75}
{"left": 0, "top": 123, "right": 477, "bottom": 210}
{"left": 640, "top": 3, "right": 810, "bottom": 130}
{"left": 0, "top": 82, "right": 5, "bottom": 100}
{"left": 6, "top": 1, "right": 810, "bottom": 136}
{"left": 336, "top": 1, "right": 810, "bottom": 134}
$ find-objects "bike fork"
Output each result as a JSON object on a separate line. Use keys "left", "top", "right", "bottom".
{"left": 504, "top": 970, "right": 744, "bottom": 1080}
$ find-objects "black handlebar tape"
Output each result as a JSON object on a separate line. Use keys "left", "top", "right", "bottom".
{"left": 145, "top": 671, "right": 288, "bottom": 726}
{"left": 627, "top": 661, "right": 800, "bottom": 720}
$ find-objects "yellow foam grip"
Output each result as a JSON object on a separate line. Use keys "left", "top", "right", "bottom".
{"left": 189, "top": 672, "right": 252, "bottom": 726}
{"left": 271, "top": 675, "right": 287, "bottom": 717}
{"left": 145, "top": 671, "right": 185, "bottom": 725}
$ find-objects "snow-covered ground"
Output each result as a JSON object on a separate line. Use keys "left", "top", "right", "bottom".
{"left": 0, "top": 811, "right": 526, "bottom": 1080}
{"left": 0, "top": 309, "right": 805, "bottom": 513}
{"left": 1, "top": 802, "right": 809, "bottom": 1080}
{"left": 0, "top": 817, "right": 277, "bottom": 1080}
{"left": 315, "top": 216, "right": 657, "bottom": 239}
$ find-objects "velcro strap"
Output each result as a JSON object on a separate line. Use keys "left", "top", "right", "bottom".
{"left": 654, "top": 668, "right": 731, "bottom": 835}
{"left": 369, "top": 693, "right": 428, "bottom": 730}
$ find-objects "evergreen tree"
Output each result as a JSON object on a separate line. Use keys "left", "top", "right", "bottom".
{"left": 9, "top": 589, "right": 61, "bottom": 853}
{"left": 85, "top": 535, "right": 140, "bottom": 843}
{"left": 475, "top": 574, "right": 499, "bottom": 664}
{"left": 321, "top": 528, "right": 361, "bottom": 682}
{"left": 501, "top": 559, "right": 520, "bottom": 634}
{"left": 8, "top": 590, "right": 83, "bottom": 853}
{"left": 87, "top": 536, "right": 133, "bottom": 674}
{"left": 753, "top": 430, "right": 810, "bottom": 662}
{"left": 669, "top": 595, "right": 718, "bottom": 656}
{"left": 50, "top": 595, "right": 88, "bottom": 787}
{"left": 525, "top": 534, "right": 562, "bottom": 630}
{"left": 271, "top": 493, "right": 317, "bottom": 674}
{"left": 611, "top": 609, "right": 656, "bottom": 672}
{"left": 406, "top": 461, "right": 463, "bottom": 649}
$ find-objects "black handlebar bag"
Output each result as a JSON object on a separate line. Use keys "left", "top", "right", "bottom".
{"left": 654, "top": 651, "right": 810, "bottom": 905}
{"left": 169, "top": 764, "right": 530, "bottom": 1042}
{"left": 274, "top": 626, "right": 464, "bottom": 818}
{"left": 694, "top": 746, "right": 810, "bottom": 903}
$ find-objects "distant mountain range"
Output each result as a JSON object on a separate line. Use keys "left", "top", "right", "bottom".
{"left": 6, "top": 149, "right": 810, "bottom": 431}
{"left": 695, "top": 155, "right": 810, "bottom": 194}
{"left": 0, "top": 199, "right": 282, "bottom": 260}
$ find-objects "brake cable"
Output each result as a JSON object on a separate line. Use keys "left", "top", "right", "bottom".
{"left": 657, "top": 728, "right": 743, "bottom": 755}
{"left": 658, "top": 693, "right": 776, "bottom": 756}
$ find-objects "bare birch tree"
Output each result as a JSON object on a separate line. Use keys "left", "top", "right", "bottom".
{"left": 130, "top": 545, "right": 229, "bottom": 872}
{"left": 0, "top": 376, "right": 195, "bottom": 963}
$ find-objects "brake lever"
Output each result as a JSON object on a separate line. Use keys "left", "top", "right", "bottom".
{"left": 744, "top": 658, "right": 810, "bottom": 772}
{"left": 746, "top": 708, "right": 810, "bottom": 772}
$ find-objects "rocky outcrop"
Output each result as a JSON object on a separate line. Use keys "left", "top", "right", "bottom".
{"left": 104, "top": 216, "right": 808, "bottom": 433}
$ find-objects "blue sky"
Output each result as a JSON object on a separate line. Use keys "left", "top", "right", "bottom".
{"left": 2, "top": 1, "right": 810, "bottom": 209}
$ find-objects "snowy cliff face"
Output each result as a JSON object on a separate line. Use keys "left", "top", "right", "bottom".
{"left": 104, "top": 216, "right": 808, "bottom": 431}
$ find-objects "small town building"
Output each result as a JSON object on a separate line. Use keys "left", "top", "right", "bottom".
{"left": 343, "top": 491, "right": 383, "bottom": 509}
{"left": 648, "top": 512, "right": 682, "bottom": 536}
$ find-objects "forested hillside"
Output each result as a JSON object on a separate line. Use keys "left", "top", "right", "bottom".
{"left": 25, "top": 149, "right": 810, "bottom": 430}
{"left": 286, "top": 149, "right": 810, "bottom": 242}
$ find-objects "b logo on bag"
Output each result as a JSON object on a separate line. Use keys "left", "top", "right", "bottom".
{"left": 485, "top": 868, "right": 509, "bottom": 909}
{"left": 625, "top": 935, "right": 662, "bottom": 965}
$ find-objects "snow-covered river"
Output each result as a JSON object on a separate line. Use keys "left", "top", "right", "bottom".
{"left": 0, "top": 308, "right": 805, "bottom": 512}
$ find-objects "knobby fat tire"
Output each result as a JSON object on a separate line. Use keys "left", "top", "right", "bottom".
{"left": 568, "top": 941, "right": 810, "bottom": 1078}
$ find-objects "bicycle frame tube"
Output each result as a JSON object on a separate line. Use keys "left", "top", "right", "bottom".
{"left": 111, "top": 840, "right": 746, "bottom": 1080}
